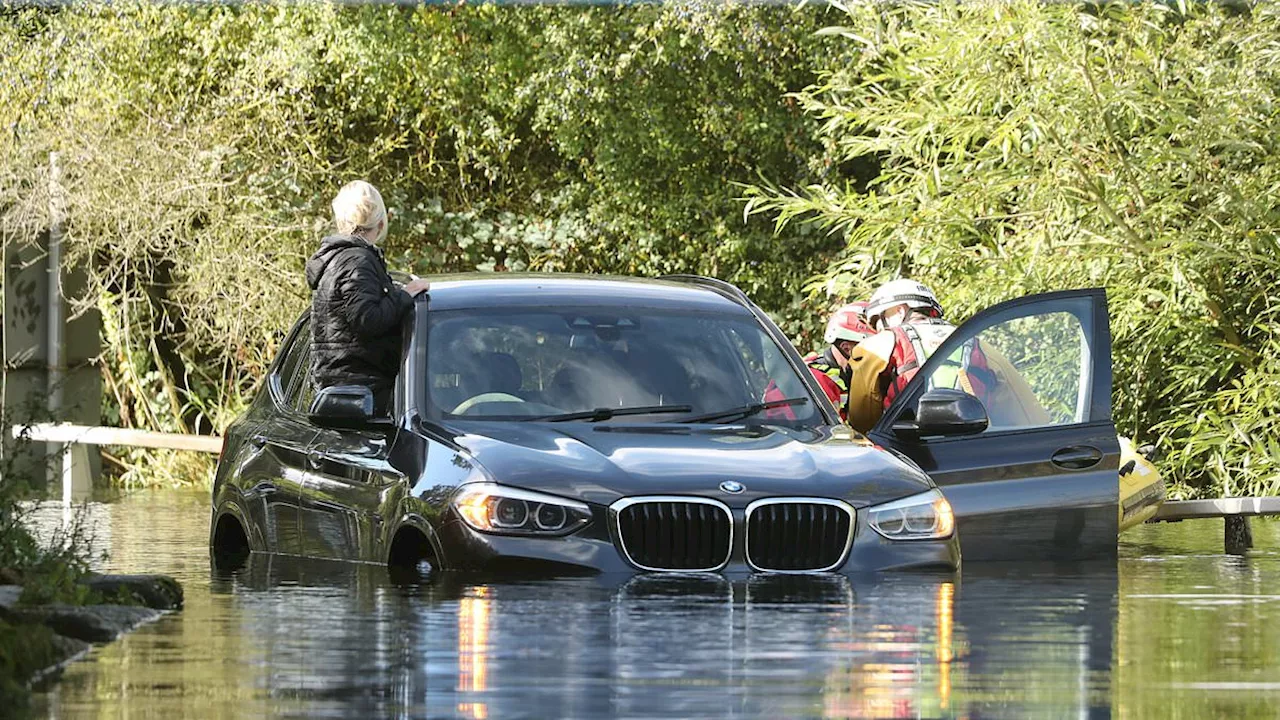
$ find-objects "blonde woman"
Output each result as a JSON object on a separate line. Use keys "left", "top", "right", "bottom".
{"left": 305, "top": 181, "right": 429, "bottom": 415}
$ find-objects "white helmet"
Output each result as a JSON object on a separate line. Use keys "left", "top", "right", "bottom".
{"left": 867, "top": 279, "right": 943, "bottom": 328}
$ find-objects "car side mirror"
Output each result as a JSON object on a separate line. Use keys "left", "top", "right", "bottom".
{"left": 893, "top": 388, "right": 989, "bottom": 439}
{"left": 308, "top": 386, "right": 395, "bottom": 431}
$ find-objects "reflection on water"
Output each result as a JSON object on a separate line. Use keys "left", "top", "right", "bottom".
{"left": 818, "top": 578, "right": 956, "bottom": 719}
{"left": 21, "top": 491, "right": 1280, "bottom": 717}
{"left": 458, "top": 589, "right": 490, "bottom": 720}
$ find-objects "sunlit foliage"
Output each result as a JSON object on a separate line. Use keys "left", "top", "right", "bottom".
{"left": 4, "top": 2, "right": 1279, "bottom": 497}
{"left": 747, "top": 0, "right": 1280, "bottom": 498}
{"left": 0, "top": 2, "right": 841, "bottom": 486}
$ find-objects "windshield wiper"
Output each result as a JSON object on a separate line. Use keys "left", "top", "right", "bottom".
{"left": 530, "top": 404, "right": 694, "bottom": 423}
{"left": 674, "top": 397, "right": 809, "bottom": 424}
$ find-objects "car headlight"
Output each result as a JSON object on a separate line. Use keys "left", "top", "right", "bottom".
{"left": 867, "top": 489, "right": 955, "bottom": 541}
{"left": 454, "top": 484, "right": 592, "bottom": 536}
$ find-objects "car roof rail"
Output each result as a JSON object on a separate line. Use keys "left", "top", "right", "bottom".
{"left": 658, "top": 274, "right": 754, "bottom": 308}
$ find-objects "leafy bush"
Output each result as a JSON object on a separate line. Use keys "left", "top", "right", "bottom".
{"left": 747, "top": 0, "right": 1280, "bottom": 498}
{"left": 0, "top": 619, "right": 60, "bottom": 713}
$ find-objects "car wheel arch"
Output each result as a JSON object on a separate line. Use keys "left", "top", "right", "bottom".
{"left": 210, "top": 504, "right": 254, "bottom": 569}
{"left": 386, "top": 514, "right": 445, "bottom": 570}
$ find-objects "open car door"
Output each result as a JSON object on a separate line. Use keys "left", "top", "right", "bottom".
{"left": 867, "top": 289, "right": 1119, "bottom": 562}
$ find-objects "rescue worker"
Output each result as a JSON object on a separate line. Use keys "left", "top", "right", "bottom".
{"left": 802, "top": 302, "right": 875, "bottom": 423}
{"left": 762, "top": 302, "right": 872, "bottom": 424}
{"left": 845, "top": 279, "right": 994, "bottom": 432}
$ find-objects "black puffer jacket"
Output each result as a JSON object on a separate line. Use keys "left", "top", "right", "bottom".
{"left": 305, "top": 235, "right": 414, "bottom": 392}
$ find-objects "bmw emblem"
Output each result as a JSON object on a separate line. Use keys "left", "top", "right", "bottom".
{"left": 719, "top": 481, "right": 745, "bottom": 495}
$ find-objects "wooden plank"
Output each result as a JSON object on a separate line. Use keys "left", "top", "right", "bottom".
{"left": 1151, "top": 497, "right": 1280, "bottom": 522}
{"left": 12, "top": 423, "right": 223, "bottom": 454}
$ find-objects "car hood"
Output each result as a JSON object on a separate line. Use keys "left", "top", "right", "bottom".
{"left": 438, "top": 422, "right": 933, "bottom": 509}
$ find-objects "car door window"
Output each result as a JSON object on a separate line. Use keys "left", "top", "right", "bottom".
{"left": 272, "top": 318, "right": 311, "bottom": 411}
{"left": 292, "top": 332, "right": 316, "bottom": 416}
{"left": 881, "top": 294, "right": 1105, "bottom": 438}
{"left": 919, "top": 311, "right": 1089, "bottom": 433}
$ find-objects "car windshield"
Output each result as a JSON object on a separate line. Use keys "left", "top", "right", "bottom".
{"left": 424, "top": 307, "right": 821, "bottom": 425}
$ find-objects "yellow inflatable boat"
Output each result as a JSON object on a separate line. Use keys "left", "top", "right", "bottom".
{"left": 1118, "top": 436, "right": 1166, "bottom": 532}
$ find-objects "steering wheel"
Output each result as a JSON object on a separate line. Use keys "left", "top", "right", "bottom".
{"left": 452, "top": 393, "right": 526, "bottom": 415}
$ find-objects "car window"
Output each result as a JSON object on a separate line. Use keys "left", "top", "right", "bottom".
{"left": 272, "top": 318, "right": 311, "bottom": 412}
{"left": 724, "top": 325, "right": 809, "bottom": 402}
{"left": 921, "top": 311, "right": 1088, "bottom": 432}
{"left": 292, "top": 334, "right": 316, "bottom": 415}
{"left": 425, "top": 308, "right": 819, "bottom": 423}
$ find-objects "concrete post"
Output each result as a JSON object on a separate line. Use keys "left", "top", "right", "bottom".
{"left": 1, "top": 153, "right": 101, "bottom": 496}
{"left": 1225, "top": 515, "right": 1253, "bottom": 555}
{"left": 2, "top": 228, "right": 52, "bottom": 487}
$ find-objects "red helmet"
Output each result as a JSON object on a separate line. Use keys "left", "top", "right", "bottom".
{"left": 824, "top": 302, "right": 874, "bottom": 345}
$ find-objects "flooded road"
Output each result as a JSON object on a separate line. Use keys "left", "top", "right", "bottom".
{"left": 23, "top": 490, "right": 1280, "bottom": 718}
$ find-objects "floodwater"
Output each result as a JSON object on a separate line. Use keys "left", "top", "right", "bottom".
{"left": 21, "top": 490, "right": 1280, "bottom": 718}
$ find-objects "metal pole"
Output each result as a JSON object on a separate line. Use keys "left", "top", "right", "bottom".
{"left": 47, "top": 152, "right": 67, "bottom": 502}
{"left": 0, "top": 189, "right": 7, "bottom": 467}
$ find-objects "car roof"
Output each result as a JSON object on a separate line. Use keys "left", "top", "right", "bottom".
{"left": 416, "top": 273, "right": 755, "bottom": 315}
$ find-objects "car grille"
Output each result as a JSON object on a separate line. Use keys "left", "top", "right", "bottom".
{"left": 615, "top": 499, "right": 732, "bottom": 572}
{"left": 745, "top": 500, "right": 855, "bottom": 572}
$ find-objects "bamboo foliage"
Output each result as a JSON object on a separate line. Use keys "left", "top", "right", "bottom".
{"left": 747, "top": 0, "right": 1280, "bottom": 497}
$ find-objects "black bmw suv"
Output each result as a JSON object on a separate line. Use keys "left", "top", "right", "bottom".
{"left": 211, "top": 274, "right": 1120, "bottom": 573}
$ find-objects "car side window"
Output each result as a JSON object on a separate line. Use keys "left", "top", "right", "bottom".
{"left": 921, "top": 311, "right": 1089, "bottom": 432}
{"left": 272, "top": 318, "right": 311, "bottom": 413}
{"left": 293, "top": 335, "right": 316, "bottom": 415}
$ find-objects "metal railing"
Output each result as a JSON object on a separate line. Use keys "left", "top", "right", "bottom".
{"left": 9, "top": 423, "right": 222, "bottom": 504}
{"left": 1149, "top": 498, "right": 1279, "bottom": 554}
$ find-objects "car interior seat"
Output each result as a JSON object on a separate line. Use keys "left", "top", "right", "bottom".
{"left": 477, "top": 352, "right": 523, "bottom": 395}
{"left": 623, "top": 347, "right": 693, "bottom": 407}
{"left": 550, "top": 365, "right": 595, "bottom": 410}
